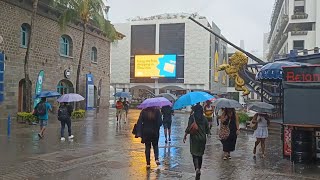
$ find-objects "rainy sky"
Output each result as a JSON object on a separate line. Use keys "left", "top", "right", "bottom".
{"left": 107, "top": 0, "right": 275, "bottom": 58}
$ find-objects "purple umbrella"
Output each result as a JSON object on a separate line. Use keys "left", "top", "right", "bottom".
{"left": 138, "top": 97, "right": 172, "bottom": 109}
{"left": 57, "top": 93, "right": 85, "bottom": 103}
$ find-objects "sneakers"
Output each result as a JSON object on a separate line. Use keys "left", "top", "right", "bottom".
{"left": 60, "top": 137, "right": 66, "bottom": 141}
{"left": 68, "top": 135, "right": 74, "bottom": 139}
{"left": 195, "top": 169, "right": 201, "bottom": 180}
{"left": 38, "top": 133, "right": 43, "bottom": 139}
{"left": 155, "top": 160, "right": 160, "bottom": 166}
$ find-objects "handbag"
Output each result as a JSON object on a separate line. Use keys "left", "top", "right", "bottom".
{"left": 219, "top": 119, "right": 230, "bottom": 140}
{"left": 249, "top": 115, "right": 258, "bottom": 130}
{"left": 189, "top": 115, "right": 199, "bottom": 135}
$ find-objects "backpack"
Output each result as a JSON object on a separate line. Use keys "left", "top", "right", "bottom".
{"left": 116, "top": 101, "right": 123, "bottom": 109}
{"left": 58, "top": 106, "right": 70, "bottom": 121}
{"left": 36, "top": 102, "right": 47, "bottom": 116}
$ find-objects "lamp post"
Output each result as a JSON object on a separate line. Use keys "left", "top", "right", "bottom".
{"left": 151, "top": 77, "right": 159, "bottom": 96}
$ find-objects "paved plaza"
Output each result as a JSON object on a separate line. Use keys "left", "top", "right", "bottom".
{"left": 0, "top": 109, "right": 320, "bottom": 180}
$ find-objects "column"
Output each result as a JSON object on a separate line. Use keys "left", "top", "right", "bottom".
{"left": 154, "top": 78, "right": 159, "bottom": 95}
{"left": 186, "top": 89, "right": 191, "bottom": 112}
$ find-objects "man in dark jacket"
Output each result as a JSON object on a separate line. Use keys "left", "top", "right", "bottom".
{"left": 161, "top": 105, "right": 174, "bottom": 143}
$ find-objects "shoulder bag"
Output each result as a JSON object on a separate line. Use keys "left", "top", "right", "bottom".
{"left": 219, "top": 119, "right": 230, "bottom": 140}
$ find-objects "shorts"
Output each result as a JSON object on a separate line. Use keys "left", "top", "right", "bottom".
{"left": 205, "top": 116, "right": 213, "bottom": 122}
{"left": 163, "top": 120, "right": 172, "bottom": 129}
{"left": 40, "top": 120, "right": 48, "bottom": 128}
{"left": 116, "top": 109, "right": 122, "bottom": 116}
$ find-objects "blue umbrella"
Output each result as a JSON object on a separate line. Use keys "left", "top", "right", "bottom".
{"left": 256, "top": 61, "right": 309, "bottom": 80}
{"left": 173, "top": 91, "right": 214, "bottom": 110}
{"left": 114, "top": 92, "right": 131, "bottom": 98}
{"left": 34, "top": 91, "right": 61, "bottom": 99}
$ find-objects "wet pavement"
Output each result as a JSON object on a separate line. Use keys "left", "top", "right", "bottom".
{"left": 1, "top": 109, "right": 320, "bottom": 180}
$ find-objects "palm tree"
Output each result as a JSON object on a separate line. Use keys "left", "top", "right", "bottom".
{"left": 24, "top": 0, "right": 39, "bottom": 112}
{"left": 56, "top": 0, "right": 117, "bottom": 109}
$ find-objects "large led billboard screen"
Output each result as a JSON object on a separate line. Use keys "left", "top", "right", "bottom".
{"left": 134, "top": 54, "right": 176, "bottom": 78}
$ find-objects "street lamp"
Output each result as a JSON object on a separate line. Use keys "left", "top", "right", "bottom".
{"left": 151, "top": 77, "right": 159, "bottom": 96}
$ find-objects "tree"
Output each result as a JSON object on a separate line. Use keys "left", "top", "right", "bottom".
{"left": 24, "top": 0, "right": 39, "bottom": 112}
{"left": 56, "top": 0, "right": 117, "bottom": 109}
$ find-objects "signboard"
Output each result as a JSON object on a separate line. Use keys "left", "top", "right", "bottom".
{"left": 0, "top": 53, "right": 4, "bottom": 103}
{"left": 134, "top": 54, "right": 176, "bottom": 78}
{"left": 33, "top": 70, "right": 44, "bottom": 108}
{"left": 283, "top": 66, "right": 320, "bottom": 82}
{"left": 86, "top": 74, "right": 94, "bottom": 110}
{"left": 283, "top": 66, "right": 320, "bottom": 125}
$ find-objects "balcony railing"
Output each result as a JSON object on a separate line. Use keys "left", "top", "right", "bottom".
{"left": 291, "top": 31, "right": 308, "bottom": 36}
{"left": 291, "top": 13, "right": 308, "bottom": 20}
{"left": 268, "top": 0, "right": 285, "bottom": 43}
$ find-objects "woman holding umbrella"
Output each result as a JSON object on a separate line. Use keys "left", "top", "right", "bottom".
{"left": 248, "top": 102, "right": 274, "bottom": 158}
{"left": 220, "top": 108, "right": 240, "bottom": 160}
{"left": 183, "top": 103, "right": 210, "bottom": 180}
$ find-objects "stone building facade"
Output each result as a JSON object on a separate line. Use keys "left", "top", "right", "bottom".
{"left": 0, "top": 0, "right": 111, "bottom": 116}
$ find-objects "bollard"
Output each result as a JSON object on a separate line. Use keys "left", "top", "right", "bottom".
{"left": 7, "top": 114, "right": 11, "bottom": 136}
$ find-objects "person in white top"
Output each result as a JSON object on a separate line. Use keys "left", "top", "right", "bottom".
{"left": 252, "top": 113, "right": 270, "bottom": 158}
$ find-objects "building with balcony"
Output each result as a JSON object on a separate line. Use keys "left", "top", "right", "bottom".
{"left": 110, "top": 13, "right": 228, "bottom": 99}
{"left": 267, "top": 0, "right": 320, "bottom": 61}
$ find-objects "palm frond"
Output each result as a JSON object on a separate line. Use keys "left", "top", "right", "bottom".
{"left": 59, "top": 8, "right": 77, "bottom": 31}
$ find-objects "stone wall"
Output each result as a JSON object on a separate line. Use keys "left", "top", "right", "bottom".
{"left": 0, "top": 0, "right": 110, "bottom": 116}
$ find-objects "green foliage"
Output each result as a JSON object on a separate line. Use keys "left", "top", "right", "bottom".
{"left": 71, "top": 109, "right": 86, "bottom": 119}
{"left": 17, "top": 112, "right": 37, "bottom": 123}
{"left": 55, "top": 0, "right": 118, "bottom": 41}
{"left": 237, "top": 112, "right": 250, "bottom": 124}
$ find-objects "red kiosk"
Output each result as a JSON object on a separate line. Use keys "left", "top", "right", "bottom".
{"left": 282, "top": 65, "right": 320, "bottom": 163}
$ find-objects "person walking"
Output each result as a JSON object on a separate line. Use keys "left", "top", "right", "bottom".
{"left": 115, "top": 98, "right": 124, "bottom": 122}
{"left": 34, "top": 97, "right": 52, "bottom": 139}
{"left": 183, "top": 104, "right": 210, "bottom": 180}
{"left": 123, "top": 98, "right": 130, "bottom": 122}
{"left": 161, "top": 105, "right": 174, "bottom": 144}
{"left": 252, "top": 113, "right": 270, "bottom": 158}
{"left": 140, "top": 107, "right": 162, "bottom": 168}
{"left": 204, "top": 100, "right": 214, "bottom": 130}
{"left": 220, "top": 108, "right": 240, "bottom": 160}
{"left": 58, "top": 102, "right": 74, "bottom": 141}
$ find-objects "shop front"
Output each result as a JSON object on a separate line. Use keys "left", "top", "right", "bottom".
{"left": 282, "top": 65, "right": 320, "bottom": 164}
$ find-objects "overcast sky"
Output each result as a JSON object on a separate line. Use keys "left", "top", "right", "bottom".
{"left": 108, "top": 0, "right": 275, "bottom": 58}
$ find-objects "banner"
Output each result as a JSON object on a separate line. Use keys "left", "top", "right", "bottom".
{"left": 33, "top": 70, "right": 45, "bottom": 108}
{"left": 214, "top": 51, "right": 219, "bottom": 82}
{"left": 0, "top": 53, "right": 5, "bottom": 103}
{"left": 86, "top": 74, "right": 94, "bottom": 110}
{"left": 283, "top": 126, "right": 292, "bottom": 157}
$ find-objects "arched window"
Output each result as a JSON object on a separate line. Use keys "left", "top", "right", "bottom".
{"left": 91, "top": 47, "right": 97, "bottom": 63}
{"left": 59, "top": 35, "right": 73, "bottom": 56}
{"left": 20, "top": 24, "right": 30, "bottom": 48}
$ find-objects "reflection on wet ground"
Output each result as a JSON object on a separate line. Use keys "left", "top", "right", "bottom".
{"left": 0, "top": 109, "right": 320, "bottom": 179}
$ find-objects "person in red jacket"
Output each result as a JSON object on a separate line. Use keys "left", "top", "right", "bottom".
{"left": 115, "top": 98, "right": 124, "bottom": 122}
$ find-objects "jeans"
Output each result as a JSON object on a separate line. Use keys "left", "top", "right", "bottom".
{"left": 192, "top": 155, "right": 203, "bottom": 170}
{"left": 145, "top": 139, "right": 159, "bottom": 165}
{"left": 60, "top": 120, "right": 71, "bottom": 137}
